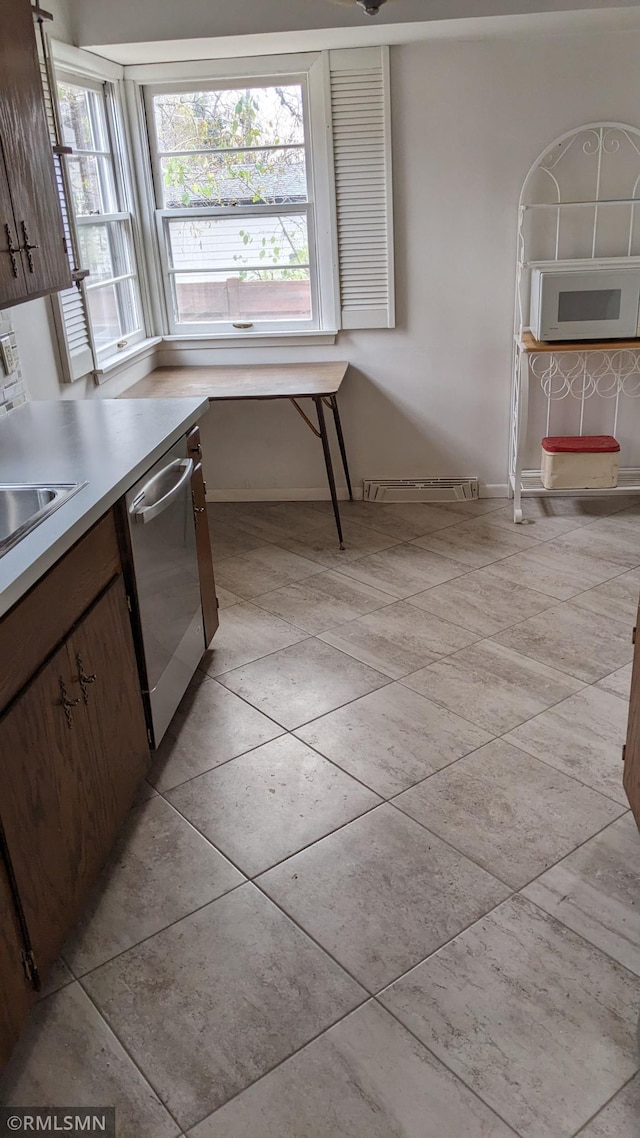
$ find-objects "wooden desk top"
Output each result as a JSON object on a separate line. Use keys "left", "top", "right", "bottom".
{"left": 519, "top": 331, "right": 640, "bottom": 354}
{"left": 120, "top": 362, "right": 349, "bottom": 401}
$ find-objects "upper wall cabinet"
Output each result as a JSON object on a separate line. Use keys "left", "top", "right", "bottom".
{"left": 0, "top": 0, "right": 71, "bottom": 306}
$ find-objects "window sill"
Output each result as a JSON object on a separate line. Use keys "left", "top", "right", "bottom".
{"left": 93, "top": 337, "right": 162, "bottom": 385}
{"left": 161, "top": 331, "right": 339, "bottom": 349}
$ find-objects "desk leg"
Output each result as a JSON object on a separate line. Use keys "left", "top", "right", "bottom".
{"left": 327, "top": 395, "right": 353, "bottom": 502}
{"left": 314, "top": 395, "right": 345, "bottom": 550}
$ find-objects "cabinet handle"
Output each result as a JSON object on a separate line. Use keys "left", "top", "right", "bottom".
{"left": 191, "top": 491, "right": 206, "bottom": 528}
{"left": 75, "top": 654, "right": 97, "bottom": 704}
{"left": 21, "top": 221, "right": 39, "bottom": 274}
{"left": 4, "top": 223, "right": 19, "bottom": 278}
{"left": 59, "top": 677, "right": 80, "bottom": 729}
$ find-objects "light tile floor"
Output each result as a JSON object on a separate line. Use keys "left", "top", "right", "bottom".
{"left": 2, "top": 495, "right": 640, "bottom": 1138}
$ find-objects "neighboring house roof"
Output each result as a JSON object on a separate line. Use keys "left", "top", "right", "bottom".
{"left": 164, "top": 162, "right": 307, "bottom": 208}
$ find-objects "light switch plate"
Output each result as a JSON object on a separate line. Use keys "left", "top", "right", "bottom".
{"left": 0, "top": 334, "right": 18, "bottom": 376}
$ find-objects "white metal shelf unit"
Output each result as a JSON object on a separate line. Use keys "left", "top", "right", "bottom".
{"left": 510, "top": 123, "right": 640, "bottom": 522}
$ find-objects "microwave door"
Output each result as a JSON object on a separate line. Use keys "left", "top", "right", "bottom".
{"left": 541, "top": 270, "right": 640, "bottom": 340}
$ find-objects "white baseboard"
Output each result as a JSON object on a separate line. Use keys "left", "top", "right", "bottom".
{"left": 206, "top": 483, "right": 509, "bottom": 502}
{"left": 480, "top": 483, "right": 509, "bottom": 498}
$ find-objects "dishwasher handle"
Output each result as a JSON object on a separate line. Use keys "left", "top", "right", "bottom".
{"left": 129, "top": 458, "right": 194, "bottom": 524}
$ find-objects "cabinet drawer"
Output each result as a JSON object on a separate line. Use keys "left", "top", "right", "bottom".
{"left": 0, "top": 511, "right": 120, "bottom": 710}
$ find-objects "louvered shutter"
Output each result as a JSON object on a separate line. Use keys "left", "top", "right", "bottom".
{"left": 329, "top": 46, "right": 394, "bottom": 330}
{"left": 35, "top": 19, "right": 95, "bottom": 382}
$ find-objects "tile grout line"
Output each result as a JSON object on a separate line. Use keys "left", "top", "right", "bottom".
{"left": 212, "top": 639, "right": 395, "bottom": 717}
{"left": 158, "top": 723, "right": 390, "bottom": 803}
{"left": 571, "top": 1068, "right": 640, "bottom": 1136}
{"left": 368, "top": 994, "right": 525, "bottom": 1138}
{"left": 166, "top": 784, "right": 385, "bottom": 885}
{"left": 72, "top": 979, "right": 187, "bottom": 1137}
{"left": 64, "top": 879, "right": 249, "bottom": 984}
{"left": 173, "top": 997, "right": 376, "bottom": 1135}
{"left": 384, "top": 778, "right": 629, "bottom": 879}
{"left": 370, "top": 875, "right": 640, "bottom": 1138}
{"left": 77, "top": 880, "right": 375, "bottom": 1133}
{"left": 372, "top": 808, "right": 637, "bottom": 996}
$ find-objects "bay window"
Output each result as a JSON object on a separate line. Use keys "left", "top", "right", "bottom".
{"left": 45, "top": 42, "right": 393, "bottom": 376}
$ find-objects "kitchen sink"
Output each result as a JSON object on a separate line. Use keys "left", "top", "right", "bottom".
{"left": 0, "top": 482, "right": 87, "bottom": 556}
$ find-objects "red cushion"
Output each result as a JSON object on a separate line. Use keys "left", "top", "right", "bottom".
{"left": 541, "top": 435, "right": 620, "bottom": 454}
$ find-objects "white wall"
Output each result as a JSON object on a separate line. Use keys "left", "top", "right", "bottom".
{"left": 164, "top": 26, "right": 640, "bottom": 496}
{"left": 46, "top": 0, "right": 74, "bottom": 45}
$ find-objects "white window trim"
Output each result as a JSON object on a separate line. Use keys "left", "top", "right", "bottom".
{"left": 92, "top": 335, "right": 161, "bottom": 383}
{"left": 58, "top": 69, "right": 146, "bottom": 361}
{"left": 51, "top": 40, "right": 153, "bottom": 375}
{"left": 131, "top": 52, "right": 340, "bottom": 344}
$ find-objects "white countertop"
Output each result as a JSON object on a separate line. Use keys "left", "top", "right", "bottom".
{"left": 0, "top": 397, "right": 209, "bottom": 617}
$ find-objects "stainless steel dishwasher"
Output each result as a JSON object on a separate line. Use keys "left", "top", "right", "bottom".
{"left": 126, "top": 437, "right": 204, "bottom": 746}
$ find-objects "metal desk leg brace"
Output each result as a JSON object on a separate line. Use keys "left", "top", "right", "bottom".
{"left": 289, "top": 395, "right": 354, "bottom": 550}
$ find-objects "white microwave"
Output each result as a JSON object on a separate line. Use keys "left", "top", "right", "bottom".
{"left": 529, "top": 260, "right": 640, "bottom": 341}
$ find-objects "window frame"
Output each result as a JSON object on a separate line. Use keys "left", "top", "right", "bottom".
{"left": 55, "top": 68, "right": 145, "bottom": 361}
{"left": 139, "top": 53, "right": 339, "bottom": 342}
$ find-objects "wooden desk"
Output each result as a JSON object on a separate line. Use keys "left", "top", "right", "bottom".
{"left": 122, "top": 362, "right": 353, "bottom": 547}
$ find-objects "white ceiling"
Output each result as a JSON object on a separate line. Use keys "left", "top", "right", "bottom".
{"left": 77, "top": 0, "right": 640, "bottom": 59}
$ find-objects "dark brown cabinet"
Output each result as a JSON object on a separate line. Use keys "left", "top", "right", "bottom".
{"left": 0, "top": 854, "right": 32, "bottom": 1068}
{"left": 0, "top": 0, "right": 71, "bottom": 306}
{"left": 0, "top": 578, "right": 149, "bottom": 982}
{"left": 187, "top": 426, "right": 219, "bottom": 647}
{"left": 0, "top": 513, "right": 149, "bottom": 1063}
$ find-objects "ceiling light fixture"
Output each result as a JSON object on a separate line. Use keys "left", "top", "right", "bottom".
{"left": 356, "top": 0, "right": 388, "bottom": 15}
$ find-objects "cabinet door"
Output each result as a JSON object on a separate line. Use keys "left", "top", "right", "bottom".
{"left": 187, "top": 428, "right": 219, "bottom": 646}
{"left": 0, "top": 577, "right": 149, "bottom": 977}
{"left": 0, "top": 160, "right": 27, "bottom": 303}
{"left": 0, "top": 852, "right": 34, "bottom": 1068}
{"left": 0, "top": 636, "right": 81, "bottom": 977}
{"left": 0, "top": 0, "right": 70, "bottom": 301}
{"left": 69, "top": 574, "right": 150, "bottom": 833}
{"left": 624, "top": 603, "right": 640, "bottom": 828}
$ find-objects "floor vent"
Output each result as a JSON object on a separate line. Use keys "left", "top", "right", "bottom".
{"left": 362, "top": 478, "right": 479, "bottom": 503}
